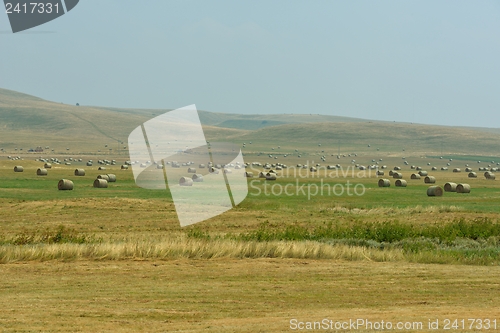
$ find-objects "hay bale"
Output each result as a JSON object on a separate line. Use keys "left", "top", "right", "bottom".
{"left": 431, "top": 167, "right": 437, "bottom": 171}
{"left": 265, "top": 173, "right": 277, "bottom": 180}
{"left": 97, "top": 174, "right": 110, "bottom": 181}
{"left": 121, "top": 165, "right": 129, "bottom": 170}
{"left": 209, "top": 167, "right": 220, "bottom": 174}
{"left": 37, "top": 168, "right": 48, "bottom": 176}
{"left": 44, "top": 163, "right": 52, "bottom": 169}
{"left": 485, "top": 171, "right": 495, "bottom": 180}
{"left": 395, "top": 179, "right": 407, "bottom": 187}
{"left": 411, "top": 173, "right": 421, "bottom": 180}
{"left": 393, "top": 166, "right": 401, "bottom": 170}
{"left": 424, "top": 176, "right": 436, "bottom": 184}
{"left": 179, "top": 177, "right": 193, "bottom": 186}
{"left": 376, "top": 170, "right": 384, "bottom": 176}
{"left": 453, "top": 168, "right": 461, "bottom": 173}
{"left": 378, "top": 179, "right": 390, "bottom": 187}
{"left": 444, "top": 182, "right": 457, "bottom": 192}
{"left": 93, "top": 179, "right": 108, "bottom": 188}
{"left": 199, "top": 164, "right": 206, "bottom": 168}
{"left": 418, "top": 170, "right": 428, "bottom": 176}
{"left": 187, "top": 167, "right": 196, "bottom": 173}
{"left": 107, "top": 174, "right": 116, "bottom": 182}
{"left": 58, "top": 179, "right": 74, "bottom": 190}
{"left": 468, "top": 172, "right": 477, "bottom": 178}
{"left": 156, "top": 164, "right": 164, "bottom": 169}
{"left": 465, "top": 167, "right": 472, "bottom": 172}
{"left": 427, "top": 186, "right": 443, "bottom": 196}
{"left": 192, "top": 174, "right": 204, "bottom": 182}
{"left": 98, "top": 166, "right": 106, "bottom": 171}
{"left": 388, "top": 170, "right": 394, "bottom": 176}
{"left": 441, "top": 167, "right": 448, "bottom": 171}
{"left": 14, "top": 166, "right": 23, "bottom": 172}
{"left": 244, "top": 172, "right": 254, "bottom": 178}
{"left": 224, "top": 168, "right": 232, "bottom": 174}
{"left": 392, "top": 172, "right": 403, "bottom": 179}
{"left": 456, "top": 183, "right": 471, "bottom": 193}
{"left": 74, "top": 169, "right": 86, "bottom": 176}
{"left": 86, "top": 162, "right": 93, "bottom": 166}
{"left": 310, "top": 167, "right": 317, "bottom": 172}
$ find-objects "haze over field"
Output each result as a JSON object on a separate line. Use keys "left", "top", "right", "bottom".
{"left": 1, "top": 1, "right": 500, "bottom": 128}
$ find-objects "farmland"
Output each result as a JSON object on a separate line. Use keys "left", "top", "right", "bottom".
{"left": 1, "top": 88, "right": 500, "bottom": 332}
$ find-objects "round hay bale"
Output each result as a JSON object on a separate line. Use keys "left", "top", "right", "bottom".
{"left": 244, "top": 172, "right": 254, "bottom": 178}
{"left": 107, "top": 174, "right": 116, "bottom": 182}
{"left": 393, "top": 166, "right": 401, "bottom": 170}
{"left": 424, "top": 176, "right": 436, "bottom": 184}
{"left": 37, "top": 168, "right": 48, "bottom": 176}
{"left": 93, "top": 179, "right": 108, "bottom": 188}
{"left": 97, "top": 174, "right": 110, "bottom": 181}
{"left": 468, "top": 172, "right": 477, "bottom": 178}
{"left": 265, "top": 173, "right": 277, "bottom": 180}
{"left": 427, "top": 186, "right": 443, "bottom": 196}
{"left": 376, "top": 170, "right": 384, "bottom": 176}
{"left": 58, "top": 179, "right": 74, "bottom": 190}
{"left": 410, "top": 173, "right": 421, "bottom": 180}
{"left": 388, "top": 170, "right": 394, "bottom": 176}
{"left": 444, "top": 182, "right": 457, "bottom": 192}
{"left": 392, "top": 172, "right": 403, "bottom": 179}
{"left": 187, "top": 167, "right": 196, "bottom": 173}
{"left": 485, "top": 172, "right": 495, "bottom": 180}
{"left": 14, "top": 166, "right": 23, "bottom": 172}
{"left": 456, "top": 183, "right": 471, "bottom": 193}
{"left": 156, "top": 164, "right": 164, "bottom": 169}
{"left": 74, "top": 169, "right": 85, "bottom": 176}
{"left": 44, "top": 163, "right": 52, "bottom": 169}
{"left": 441, "top": 167, "right": 448, "bottom": 171}
{"left": 416, "top": 166, "right": 422, "bottom": 171}
{"left": 418, "top": 170, "right": 428, "bottom": 176}
{"left": 199, "top": 164, "right": 206, "bottom": 168}
{"left": 395, "top": 179, "right": 407, "bottom": 187}
{"left": 192, "top": 174, "right": 204, "bottom": 182}
{"left": 453, "top": 168, "right": 461, "bottom": 173}
{"left": 98, "top": 166, "right": 106, "bottom": 171}
{"left": 465, "top": 167, "right": 472, "bottom": 172}
{"left": 310, "top": 167, "right": 317, "bottom": 172}
{"left": 86, "top": 162, "right": 93, "bottom": 166}
{"left": 378, "top": 179, "right": 390, "bottom": 187}
{"left": 431, "top": 166, "right": 437, "bottom": 171}
{"left": 209, "top": 167, "right": 219, "bottom": 174}
{"left": 224, "top": 168, "right": 232, "bottom": 174}
{"left": 179, "top": 177, "right": 193, "bottom": 186}
{"left": 121, "top": 165, "right": 129, "bottom": 170}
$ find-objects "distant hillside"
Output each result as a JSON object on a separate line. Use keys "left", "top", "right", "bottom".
{"left": 1, "top": 87, "right": 499, "bottom": 158}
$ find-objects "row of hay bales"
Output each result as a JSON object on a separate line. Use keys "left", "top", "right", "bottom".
{"left": 179, "top": 174, "right": 206, "bottom": 186}
{"left": 378, "top": 178, "right": 471, "bottom": 195}
{"left": 58, "top": 173, "right": 117, "bottom": 190}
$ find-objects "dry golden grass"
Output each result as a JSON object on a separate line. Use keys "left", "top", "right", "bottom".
{"left": 1, "top": 259, "right": 499, "bottom": 332}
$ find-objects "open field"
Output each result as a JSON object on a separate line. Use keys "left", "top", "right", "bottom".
{"left": 1, "top": 89, "right": 500, "bottom": 331}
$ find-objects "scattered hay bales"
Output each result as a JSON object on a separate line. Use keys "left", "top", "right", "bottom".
{"left": 427, "top": 186, "right": 443, "bottom": 196}
{"left": 179, "top": 177, "right": 193, "bottom": 186}
{"left": 468, "top": 172, "right": 477, "bottom": 178}
{"left": 395, "top": 179, "right": 407, "bottom": 187}
{"left": 58, "top": 179, "right": 74, "bottom": 190}
{"left": 97, "top": 174, "right": 110, "bottom": 181}
{"left": 14, "top": 166, "right": 23, "bottom": 172}
{"left": 378, "top": 179, "right": 390, "bottom": 187}
{"left": 424, "top": 176, "right": 436, "bottom": 184}
{"left": 187, "top": 167, "right": 196, "bottom": 173}
{"left": 44, "top": 163, "right": 52, "bottom": 169}
{"left": 453, "top": 168, "right": 461, "bottom": 173}
{"left": 93, "top": 179, "right": 108, "bottom": 188}
{"left": 410, "top": 173, "right": 421, "bottom": 179}
{"left": 107, "top": 174, "right": 116, "bottom": 182}
{"left": 121, "top": 165, "right": 129, "bottom": 170}
{"left": 392, "top": 172, "right": 403, "bottom": 179}
{"left": 418, "top": 170, "right": 428, "bottom": 176}
{"left": 444, "top": 182, "right": 457, "bottom": 192}
{"left": 74, "top": 169, "right": 85, "bottom": 176}
{"left": 244, "top": 172, "right": 254, "bottom": 178}
{"left": 192, "top": 174, "right": 204, "bottom": 182}
{"left": 36, "top": 168, "right": 48, "bottom": 176}
{"left": 456, "top": 183, "right": 471, "bottom": 193}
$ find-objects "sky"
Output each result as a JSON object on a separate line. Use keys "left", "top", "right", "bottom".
{"left": 1, "top": 0, "right": 500, "bottom": 128}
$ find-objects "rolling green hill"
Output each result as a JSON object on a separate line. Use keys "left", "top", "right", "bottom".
{"left": 1, "top": 87, "right": 500, "bottom": 158}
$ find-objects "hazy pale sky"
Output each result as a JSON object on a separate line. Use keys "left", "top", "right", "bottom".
{"left": 1, "top": 1, "right": 500, "bottom": 128}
